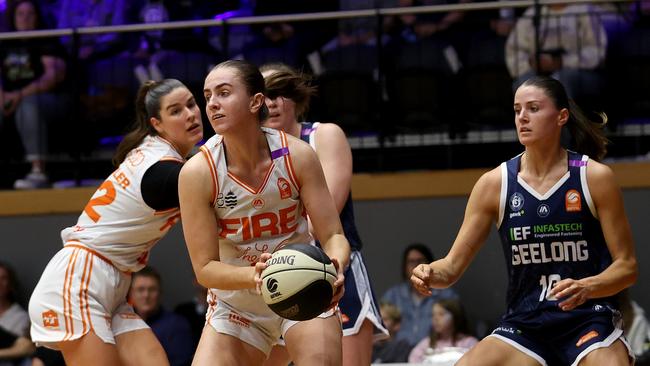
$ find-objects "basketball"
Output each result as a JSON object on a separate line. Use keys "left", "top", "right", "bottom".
{"left": 261, "top": 243, "right": 337, "bottom": 321}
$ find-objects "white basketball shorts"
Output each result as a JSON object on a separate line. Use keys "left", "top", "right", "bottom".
{"left": 29, "top": 245, "right": 148, "bottom": 348}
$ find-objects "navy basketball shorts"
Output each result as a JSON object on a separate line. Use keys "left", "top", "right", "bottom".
{"left": 489, "top": 305, "right": 633, "bottom": 366}
{"left": 338, "top": 251, "right": 388, "bottom": 339}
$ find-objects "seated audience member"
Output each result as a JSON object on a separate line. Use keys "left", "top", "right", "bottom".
{"left": 408, "top": 298, "right": 478, "bottom": 364}
{"left": 129, "top": 267, "right": 193, "bottom": 366}
{"left": 0, "top": 262, "right": 29, "bottom": 338}
{"left": 372, "top": 302, "right": 412, "bottom": 363}
{"left": 29, "top": 347, "right": 65, "bottom": 366}
{"left": 381, "top": 243, "right": 459, "bottom": 347}
{"left": 505, "top": 2, "right": 607, "bottom": 99}
{"left": 620, "top": 291, "right": 650, "bottom": 358}
{"left": 56, "top": 0, "right": 128, "bottom": 61}
{"left": 0, "top": 326, "right": 35, "bottom": 362}
{"left": 0, "top": 0, "right": 69, "bottom": 189}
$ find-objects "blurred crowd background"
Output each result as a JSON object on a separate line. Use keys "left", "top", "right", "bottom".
{"left": 0, "top": 0, "right": 648, "bottom": 189}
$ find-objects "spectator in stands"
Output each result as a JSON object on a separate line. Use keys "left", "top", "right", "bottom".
{"left": 381, "top": 243, "right": 459, "bottom": 347}
{"left": 0, "top": 0, "right": 69, "bottom": 189}
{"left": 129, "top": 267, "right": 194, "bottom": 366}
{"left": 241, "top": 0, "right": 337, "bottom": 69}
{"left": 505, "top": 2, "right": 607, "bottom": 98}
{"left": 0, "top": 262, "right": 29, "bottom": 338}
{"left": 29, "top": 347, "right": 65, "bottom": 366}
{"left": 372, "top": 302, "right": 412, "bottom": 363}
{"left": 0, "top": 262, "right": 31, "bottom": 366}
{"left": 57, "top": 0, "right": 128, "bottom": 61}
{"left": 619, "top": 291, "right": 650, "bottom": 358}
{"left": 173, "top": 278, "right": 208, "bottom": 350}
{"left": 0, "top": 326, "right": 34, "bottom": 362}
{"left": 320, "top": 0, "right": 399, "bottom": 52}
{"left": 408, "top": 298, "right": 478, "bottom": 363}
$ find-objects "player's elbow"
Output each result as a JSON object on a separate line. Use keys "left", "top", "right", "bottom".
{"left": 625, "top": 257, "right": 639, "bottom": 287}
{"left": 193, "top": 263, "right": 214, "bottom": 289}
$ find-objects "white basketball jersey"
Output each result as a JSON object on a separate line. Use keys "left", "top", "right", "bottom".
{"left": 61, "top": 135, "right": 185, "bottom": 273}
{"left": 199, "top": 127, "right": 311, "bottom": 315}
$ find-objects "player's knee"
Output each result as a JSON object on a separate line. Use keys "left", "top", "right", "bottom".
{"left": 294, "top": 348, "right": 341, "bottom": 366}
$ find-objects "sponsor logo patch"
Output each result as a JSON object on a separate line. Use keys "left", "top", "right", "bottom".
{"left": 42, "top": 310, "right": 59, "bottom": 328}
{"left": 252, "top": 197, "right": 265, "bottom": 210}
{"left": 278, "top": 178, "right": 292, "bottom": 199}
{"left": 509, "top": 192, "right": 525, "bottom": 211}
{"left": 576, "top": 330, "right": 599, "bottom": 347}
{"left": 537, "top": 204, "right": 550, "bottom": 218}
{"left": 565, "top": 189, "right": 582, "bottom": 212}
{"left": 228, "top": 312, "right": 251, "bottom": 328}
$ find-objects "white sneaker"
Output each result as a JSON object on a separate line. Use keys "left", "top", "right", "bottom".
{"left": 14, "top": 172, "right": 49, "bottom": 190}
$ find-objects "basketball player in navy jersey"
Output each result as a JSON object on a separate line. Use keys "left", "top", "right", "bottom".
{"left": 260, "top": 63, "right": 389, "bottom": 366}
{"left": 411, "top": 76, "right": 637, "bottom": 366}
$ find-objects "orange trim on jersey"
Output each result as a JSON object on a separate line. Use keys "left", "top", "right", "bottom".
{"left": 280, "top": 131, "right": 300, "bottom": 190}
{"left": 160, "top": 156, "right": 185, "bottom": 163}
{"left": 154, "top": 207, "right": 180, "bottom": 215}
{"left": 200, "top": 146, "right": 219, "bottom": 206}
{"left": 64, "top": 243, "right": 115, "bottom": 268}
{"left": 227, "top": 162, "right": 275, "bottom": 195}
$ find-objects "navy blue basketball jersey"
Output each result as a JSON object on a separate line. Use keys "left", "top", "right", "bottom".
{"left": 497, "top": 151, "right": 615, "bottom": 320}
{"left": 300, "top": 122, "right": 363, "bottom": 251}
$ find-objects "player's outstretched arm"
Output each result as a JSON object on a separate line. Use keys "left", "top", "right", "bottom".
{"left": 411, "top": 167, "right": 501, "bottom": 295}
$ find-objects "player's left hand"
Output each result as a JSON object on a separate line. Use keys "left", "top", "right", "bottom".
{"left": 328, "top": 257, "right": 345, "bottom": 309}
{"left": 254, "top": 252, "right": 273, "bottom": 294}
{"left": 549, "top": 278, "right": 591, "bottom": 311}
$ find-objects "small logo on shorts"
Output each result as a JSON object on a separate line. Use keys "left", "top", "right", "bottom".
{"left": 42, "top": 310, "right": 59, "bottom": 329}
{"left": 228, "top": 312, "right": 251, "bottom": 328}
{"left": 576, "top": 330, "right": 599, "bottom": 347}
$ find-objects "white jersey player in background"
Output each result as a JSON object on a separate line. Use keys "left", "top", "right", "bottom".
{"left": 29, "top": 79, "right": 203, "bottom": 366}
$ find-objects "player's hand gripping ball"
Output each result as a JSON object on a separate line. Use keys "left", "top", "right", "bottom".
{"left": 261, "top": 243, "right": 337, "bottom": 321}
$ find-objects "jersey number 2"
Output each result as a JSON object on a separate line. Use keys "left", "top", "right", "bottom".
{"left": 539, "top": 274, "right": 561, "bottom": 301}
{"left": 83, "top": 180, "right": 116, "bottom": 222}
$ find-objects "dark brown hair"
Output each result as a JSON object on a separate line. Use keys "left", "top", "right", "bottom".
{"left": 521, "top": 76, "right": 609, "bottom": 161}
{"left": 211, "top": 60, "right": 269, "bottom": 121}
{"left": 429, "top": 298, "right": 472, "bottom": 349}
{"left": 402, "top": 243, "right": 435, "bottom": 281}
{"left": 260, "top": 63, "right": 317, "bottom": 121}
{"left": 132, "top": 266, "right": 162, "bottom": 285}
{"left": 112, "top": 79, "right": 187, "bottom": 166}
{"left": 0, "top": 261, "right": 19, "bottom": 304}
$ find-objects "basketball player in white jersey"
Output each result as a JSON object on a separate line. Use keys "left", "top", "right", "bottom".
{"left": 29, "top": 79, "right": 204, "bottom": 366}
{"left": 260, "top": 63, "right": 389, "bottom": 366}
{"left": 178, "top": 60, "right": 350, "bottom": 366}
